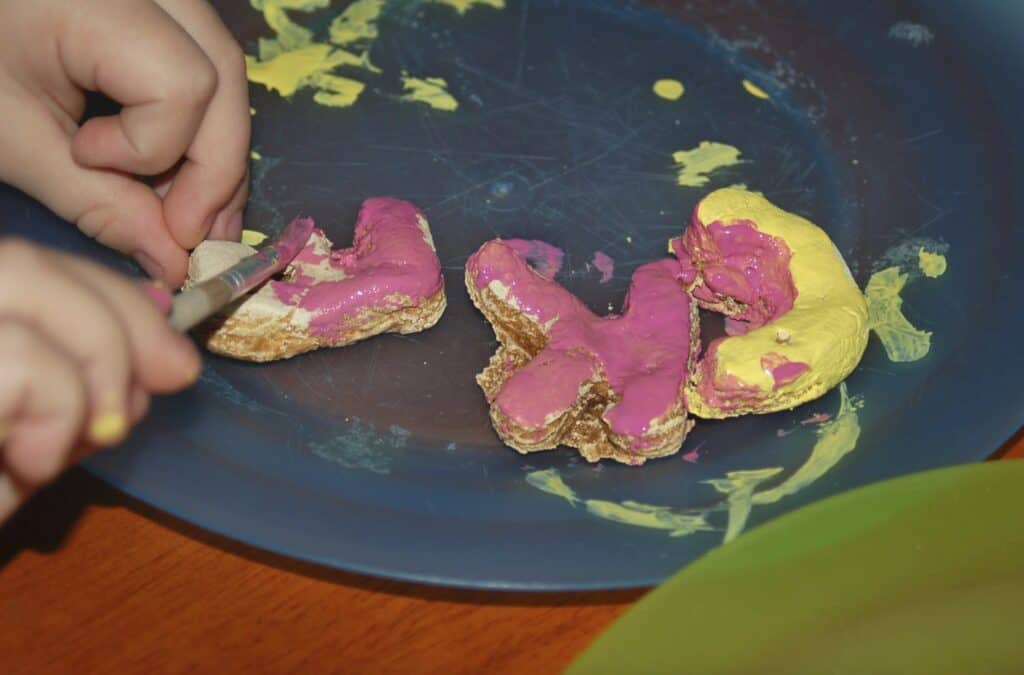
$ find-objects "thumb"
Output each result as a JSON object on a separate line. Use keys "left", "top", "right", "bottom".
{"left": 0, "top": 96, "right": 189, "bottom": 285}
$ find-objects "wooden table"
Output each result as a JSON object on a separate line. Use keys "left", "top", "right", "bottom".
{"left": 2, "top": 434, "right": 1021, "bottom": 675}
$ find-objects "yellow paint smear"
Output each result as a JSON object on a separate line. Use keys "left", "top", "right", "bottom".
{"left": 703, "top": 383, "right": 861, "bottom": 543}
{"left": 250, "top": 150, "right": 263, "bottom": 160}
{"left": 525, "top": 468, "right": 579, "bottom": 505}
{"left": 705, "top": 468, "right": 783, "bottom": 543}
{"left": 241, "top": 230, "right": 269, "bottom": 246}
{"left": 431, "top": 0, "right": 506, "bottom": 14}
{"left": 918, "top": 248, "right": 947, "bottom": 278}
{"left": 246, "top": 0, "right": 377, "bottom": 109}
{"left": 742, "top": 79, "right": 771, "bottom": 100}
{"left": 312, "top": 74, "right": 366, "bottom": 107}
{"left": 329, "top": 0, "right": 385, "bottom": 47}
{"left": 865, "top": 266, "right": 932, "bottom": 362}
{"left": 525, "top": 385, "right": 862, "bottom": 542}
{"left": 246, "top": 44, "right": 366, "bottom": 97}
{"left": 247, "top": 0, "right": 498, "bottom": 112}
{"left": 672, "top": 142, "right": 745, "bottom": 187}
{"left": 401, "top": 75, "right": 459, "bottom": 111}
{"left": 253, "top": 0, "right": 330, "bottom": 59}
{"left": 687, "top": 189, "right": 869, "bottom": 413}
{"left": 753, "top": 383, "right": 861, "bottom": 506}
{"left": 585, "top": 500, "right": 712, "bottom": 538}
{"left": 653, "top": 79, "right": 685, "bottom": 101}
{"left": 525, "top": 469, "right": 710, "bottom": 537}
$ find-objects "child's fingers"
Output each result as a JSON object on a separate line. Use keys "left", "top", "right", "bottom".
{"left": 0, "top": 318, "right": 88, "bottom": 487}
{"left": 0, "top": 473, "right": 27, "bottom": 524}
{"left": 65, "top": 0, "right": 218, "bottom": 180}
{"left": 129, "top": 385, "right": 151, "bottom": 425}
{"left": 60, "top": 254, "right": 202, "bottom": 394}
{"left": 0, "top": 92, "right": 190, "bottom": 285}
{"left": 207, "top": 165, "right": 249, "bottom": 241}
{"left": 155, "top": 0, "right": 251, "bottom": 248}
{"left": 0, "top": 240, "right": 133, "bottom": 448}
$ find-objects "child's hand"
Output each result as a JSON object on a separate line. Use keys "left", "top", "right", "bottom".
{"left": 0, "top": 238, "right": 200, "bottom": 522}
{"left": 0, "top": 0, "right": 250, "bottom": 286}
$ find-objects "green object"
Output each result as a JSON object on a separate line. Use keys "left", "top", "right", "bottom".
{"left": 568, "top": 461, "right": 1024, "bottom": 674}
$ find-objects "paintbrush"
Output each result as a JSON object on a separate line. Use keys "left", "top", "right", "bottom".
{"left": 168, "top": 218, "right": 315, "bottom": 332}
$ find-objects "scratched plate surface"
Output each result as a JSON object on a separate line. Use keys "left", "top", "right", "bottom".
{"left": 5, "top": 0, "right": 1023, "bottom": 589}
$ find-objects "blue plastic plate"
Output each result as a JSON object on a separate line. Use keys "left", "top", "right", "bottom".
{"left": 4, "top": 0, "right": 1022, "bottom": 589}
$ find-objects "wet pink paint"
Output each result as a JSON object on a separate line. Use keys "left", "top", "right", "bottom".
{"left": 592, "top": 251, "right": 615, "bottom": 284}
{"left": 504, "top": 239, "right": 564, "bottom": 280}
{"left": 689, "top": 341, "right": 763, "bottom": 413}
{"left": 270, "top": 199, "right": 443, "bottom": 337}
{"left": 673, "top": 216, "right": 796, "bottom": 327}
{"left": 673, "top": 200, "right": 804, "bottom": 403}
{"left": 761, "top": 352, "right": 810, "bottom": 389}
{"left": 468, "top": 239, "right": 694, "bottom": 442}
{"left": 800, "top": 412, "right": 832, "bottom": 425}
{"left": 276, "top": 216, "right": 316, "bottom": 263}
{"left": 681, "top": 441, "right": 704, "bottom": 463}
{"left": 497, "top": 351, "right": 597, "bottom": 427}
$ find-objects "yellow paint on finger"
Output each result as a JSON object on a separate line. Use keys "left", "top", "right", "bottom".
{"left": 672, "top": 142, "right": 746, "bottom": 187}
{"left": 742, "top": 79, "right": 771, "bottom": 100}
{"left": 88, "top": 413, "right": 128, "bottom": 446}
{"left": 250, "top": 150, "right": 263, "bottom": 161}
{"left": 918, "top": 248, "right": 947, "bottom": 278}
{"left": 866, "top": 266, "right": 932, "bottom": 362}
{"left": 653, "top": 79, "right": 685, "bottom": 101}
{"left": 401, "top": 75, "right": 459, "bottom": 111}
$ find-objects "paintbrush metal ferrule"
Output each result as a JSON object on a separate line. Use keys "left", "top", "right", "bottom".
{"left": 168, "top": 217, "right": 314, "bottom": 332}
{"left": 220, "top": 249, "right": 283, "bottom": 301}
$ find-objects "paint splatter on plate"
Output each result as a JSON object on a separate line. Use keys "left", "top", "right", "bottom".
{"left": 4, "top": 0, "right": 1022, "bottom": 589}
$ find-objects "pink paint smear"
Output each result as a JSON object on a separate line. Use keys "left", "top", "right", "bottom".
{"left": 591, "top": 251, "right": 615, "bottom": 284}
{"left": 467, "top": 239, "right": 693, "bottom": 442}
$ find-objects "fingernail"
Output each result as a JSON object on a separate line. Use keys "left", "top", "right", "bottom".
{"left": 141, "top": 281, "right": 173, "bottom": 315}
{"left": 88, "top": 412, "right": 128, "bottom": 447}
{"left": 133, "top": 251, "right": 165, "bottom": 281}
